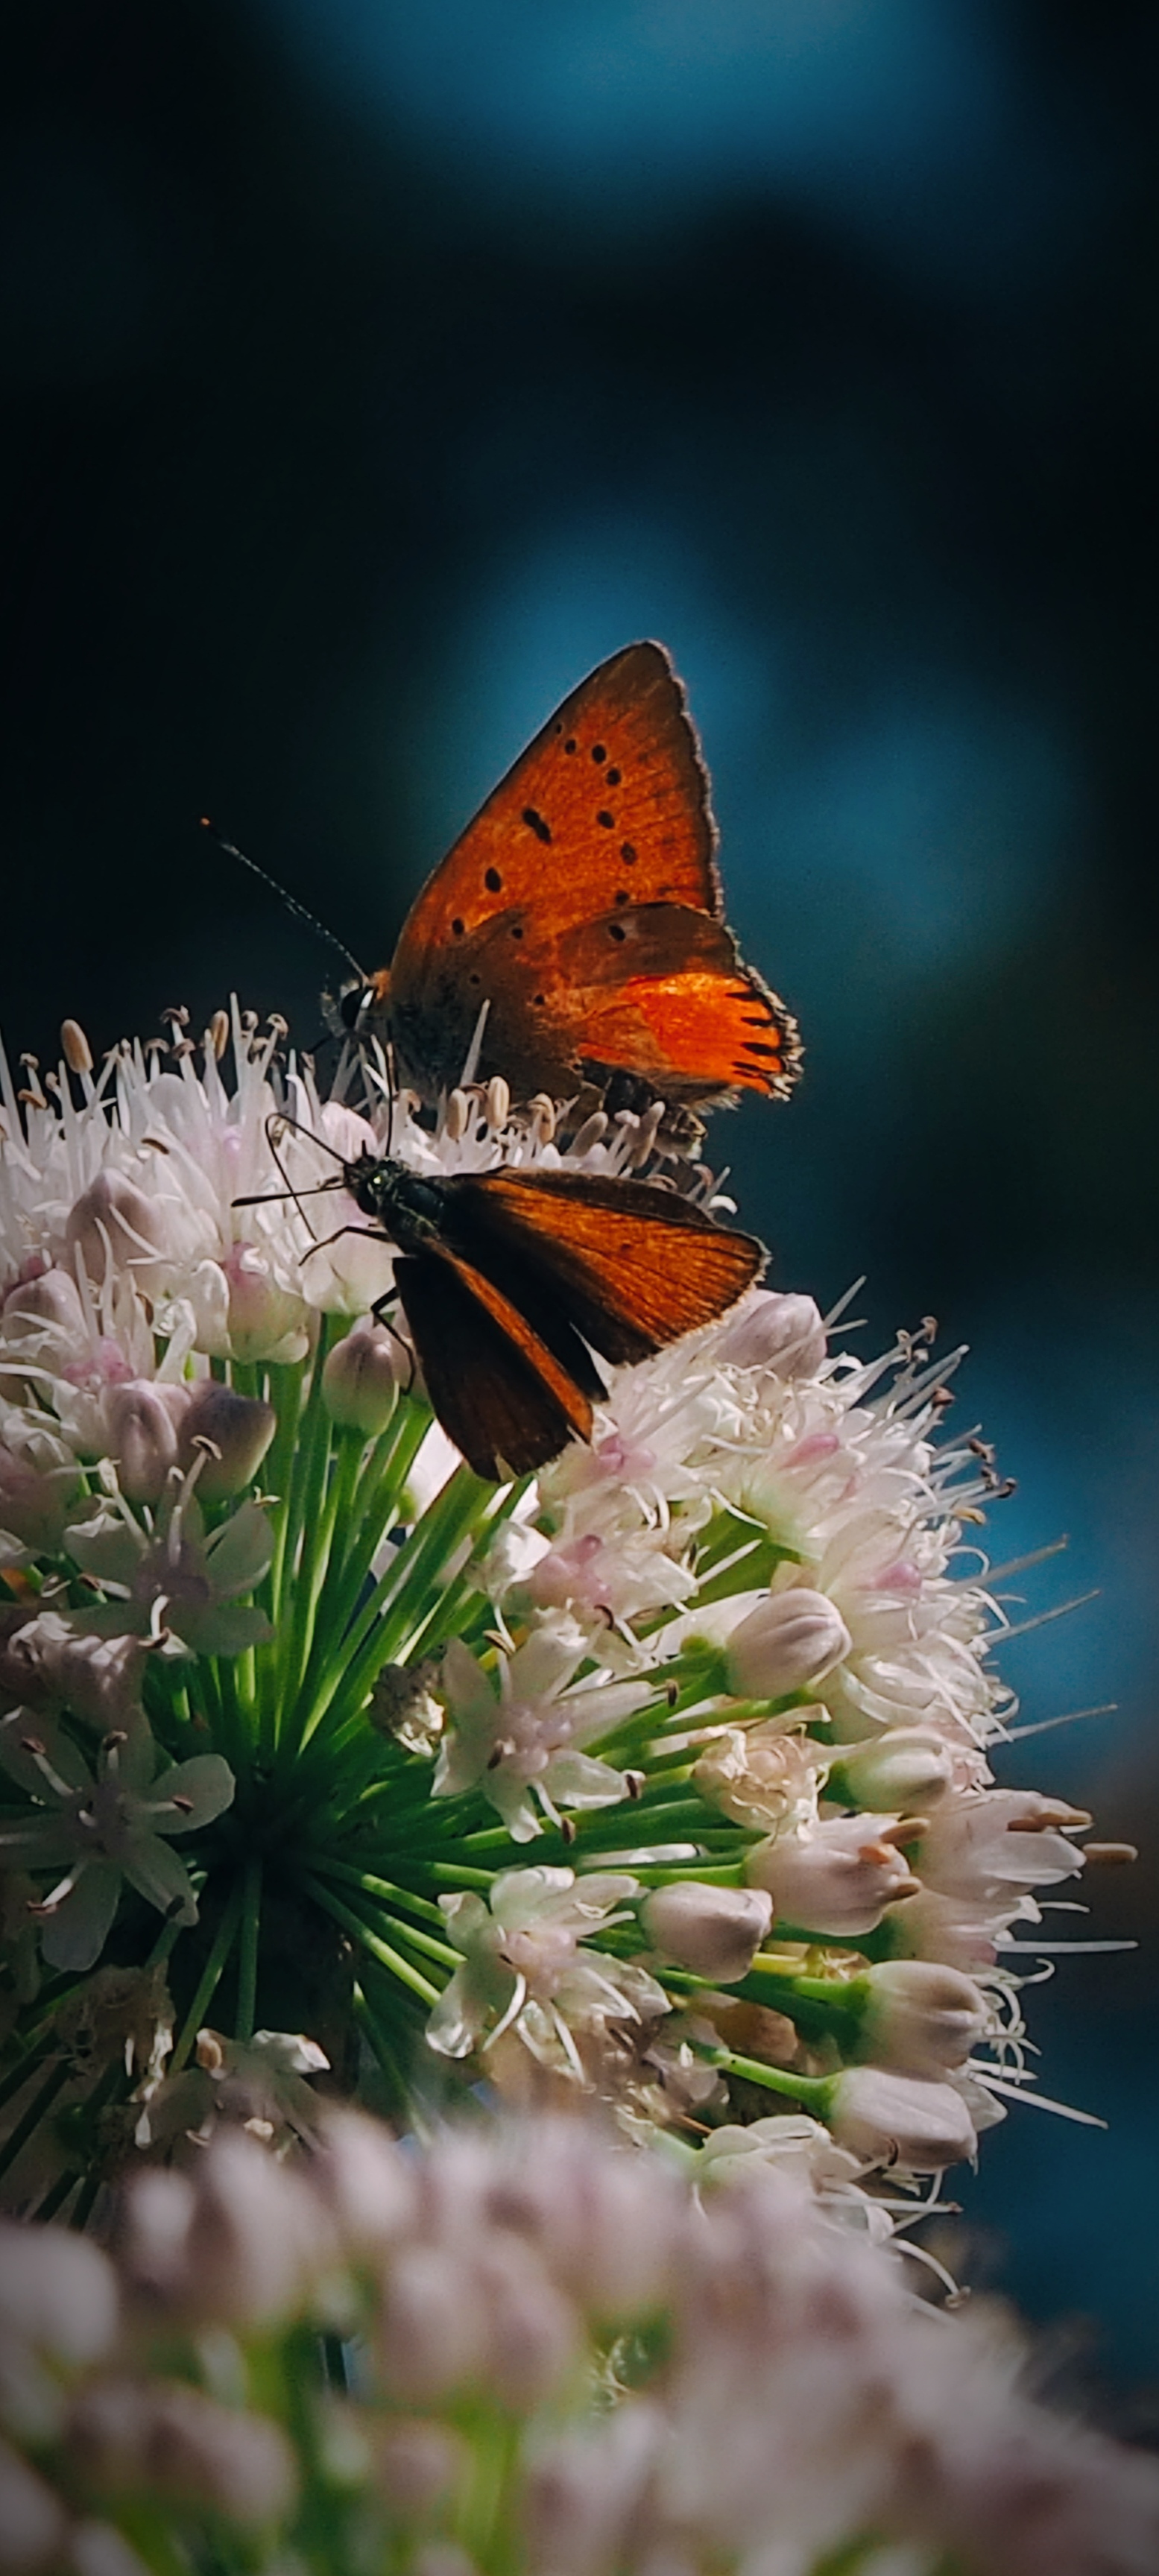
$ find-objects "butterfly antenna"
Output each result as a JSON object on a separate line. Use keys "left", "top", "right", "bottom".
{"left": 384, "top": 1035, "right": 398, "bottom": 1153}
{"left": 231, "top": 1114, "right": 348, "bottom": 1233}
{"left": 200, "top": 818, "right": 368, "bottom": 985}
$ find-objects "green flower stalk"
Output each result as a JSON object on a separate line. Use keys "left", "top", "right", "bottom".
{"left": 0, "top": 1005, "right": 1122, "bottom": 2213}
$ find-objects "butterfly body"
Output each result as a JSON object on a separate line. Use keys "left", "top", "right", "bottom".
{"left": 367, "top": 642, "right": 800, "bottom": 1111}
{"left": 339, "top": 1148, "right": 764, "bottom": 1480}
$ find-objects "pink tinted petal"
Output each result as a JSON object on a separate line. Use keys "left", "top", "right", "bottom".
{"left": 40, "top": 1858, "right": 122, "bottom": 1970}
{"left": 169, "top": 1603, "right": 273, "bottom": 1658}
{"left": 0, "top": 1708, "right": 92, "bottom": 1798}
{"left": 203, "top": 1500, "right": 274, "bottom": 1598}
{"left": 64, "top": 1511, "right": 144, "bottom": 1591}
{"left": 120, "top": 1834, "right": 198, "bottom": 1925}
{"left": 151, "top": 1754, "right": 235, "bottom": 1834}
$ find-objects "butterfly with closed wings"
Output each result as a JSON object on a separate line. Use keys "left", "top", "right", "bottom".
{"left": 244, "top": 1129, "right": 765, "bottom": 1483}
{"left": 357, "top": 640, "right": 800, "bottom": 1116}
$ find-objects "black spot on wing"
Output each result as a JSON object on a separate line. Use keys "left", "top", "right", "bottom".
{"left": 522, "top": 806, "right": 552, "bottom": 844}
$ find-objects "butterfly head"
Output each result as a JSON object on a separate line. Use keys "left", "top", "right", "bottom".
{"left": 341, "top": 1149, "right": 446, "bottom": 1253}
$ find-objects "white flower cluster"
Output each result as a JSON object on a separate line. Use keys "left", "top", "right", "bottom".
{"left": 436, "top": 1290, "right": 1097, "bottom": 2156}
{"left": 0, "top": 1009, "right": 1113, "bottom": 2187}
{"left": 2, "top": 2110, "right": 1156, "bottom": 2576}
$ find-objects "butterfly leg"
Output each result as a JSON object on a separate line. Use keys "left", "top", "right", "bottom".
{"left": 369, "top": 1287, "right": 416, "bottom": 1393}
{"left": 300, "top": 1220, "right": 392, "bottom": 1263}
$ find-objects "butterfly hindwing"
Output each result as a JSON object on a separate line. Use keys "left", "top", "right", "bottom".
{"left": 393, "top": 1248, "right": 593, "bottom": 1480}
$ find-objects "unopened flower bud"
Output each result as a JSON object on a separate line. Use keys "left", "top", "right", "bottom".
{"left": 176, "top": 1383, "right": 276, "bottom": 1497}
{"left": 323, "top": 1322, "right": 403, "bottom": 1435}
{"left": 0, "top": 1445, "right": 82, "bottom": 1553}
{"left": 113, "top": 2169, "right": 195, "bottom": 2304}
{"left": 1, "top": 1269, "right": 89, "bottom": 1399}
{"left": 828, "top": 2065, "right": 978, "bottom": 2171}
{"left": 370, "top": 2420, "right": 464, "bottom": 2516}
{"left": 642, "top": 1881, "right": 772, "bottom": 1983}
{"left": 3, "top": 1268, "right": 87, "bottom": 1341}
{"left": 0, "top": 1615, "right": 145, "bottom": 1729}
{"left": 829, "top": 1728, "right": 956, "bottom": 1812}
{"left": 883, "top": 1884, "right": 1008, "bottom": 1973}
{"left": 223, "top": 1245, "right": 310, "bottom": 1365}
{"left": 165, "top": 2133, "right": 327, "bottom": 2328}
{"left": 313, "top": 2112, "right": 417, "bottom": 2258}
{"left": 858, "top": 1959, "right": 989, "bottom": 2076}
{"left": 746, "top": 1813, "right": 922, "bottom": 1935}
{"left": 379, "top": 2247, "right": 488, "bottom": 2402}
{"left": 725, "top": 1590, "right": 850, "bottom": 1701}
{"left": 0, "top": 2220, "right": 119, "bottom": 2367}
{"left": 0, "top": 2437, "right": 67, "bottom": 2570}
{"left": 69, "top": 2379, "right": 297, "bottom": 2524}
{"left": 486, "top": 1076, "right": 510, "bottom": 1130}
{"left": 68, "top": 2519, "right": 152, "bottom": 2576}
{"left": 66, "top": 1172, "right": 165, "bottom": 1288}
{"left": 473, "top": 2244, "right": 578, "bottom": 2411}
{"left": 715, "top": 1289, "right": 827, "bottom": 1377}
{"left": 207, "top": 1009, "right": 230, "bottom": 1061}
{"left": 105, "top": 1382, "right": 189, "bottom": 1503}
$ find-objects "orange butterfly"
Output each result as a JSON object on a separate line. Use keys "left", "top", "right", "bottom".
{"left": 362, "top": 641, "right": 800, "bottom": 1112}
{"left": 325, "top": 1149, "right": 765, "bottom": 1480}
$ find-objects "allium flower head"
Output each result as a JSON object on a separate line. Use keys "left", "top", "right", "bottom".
{"left": 0, "top": 1006, "right": 1125, "bottom": 2216}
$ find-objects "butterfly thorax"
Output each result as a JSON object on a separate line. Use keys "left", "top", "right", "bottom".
{"left": 341, "top": 1152, "right": 446, "bottom": 1251}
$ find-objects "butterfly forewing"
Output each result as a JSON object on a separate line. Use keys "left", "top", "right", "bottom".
{"left": 373, "top": 641, "right": 800, "bottom": 1108}
{"left": 455, "top": 1167, "right": 765, "bottom": 1362}
{"left": 392, "top": 642, "right": 718, "bottom": 958}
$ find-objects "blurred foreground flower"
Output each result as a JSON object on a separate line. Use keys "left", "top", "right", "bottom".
{"left": 0, "top": 1005, "right": 1128, "bottom": 2216}
{"left": 1, "top": 2110, "right": 1158, "bottom": 2576}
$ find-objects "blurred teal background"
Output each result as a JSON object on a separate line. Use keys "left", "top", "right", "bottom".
{"left": 1, "top": 1, "right": 1155, "bottom": 2417}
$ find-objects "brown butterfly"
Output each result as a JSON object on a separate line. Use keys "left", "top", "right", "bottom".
{"left": 320, "top": 1148, "right": 764, "bottom": 1481}
{"left": 361, "top": 641, "right": 800, "bottom": 1114}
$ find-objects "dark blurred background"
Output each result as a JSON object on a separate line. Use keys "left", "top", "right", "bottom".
{"left": 1, "top": 0, "right": 1155, "bottom": 2406}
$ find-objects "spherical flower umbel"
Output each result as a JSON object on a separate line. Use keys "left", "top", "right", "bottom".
{"left": 0, "top": 1003, "right": 1124, "bottom": 2212}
